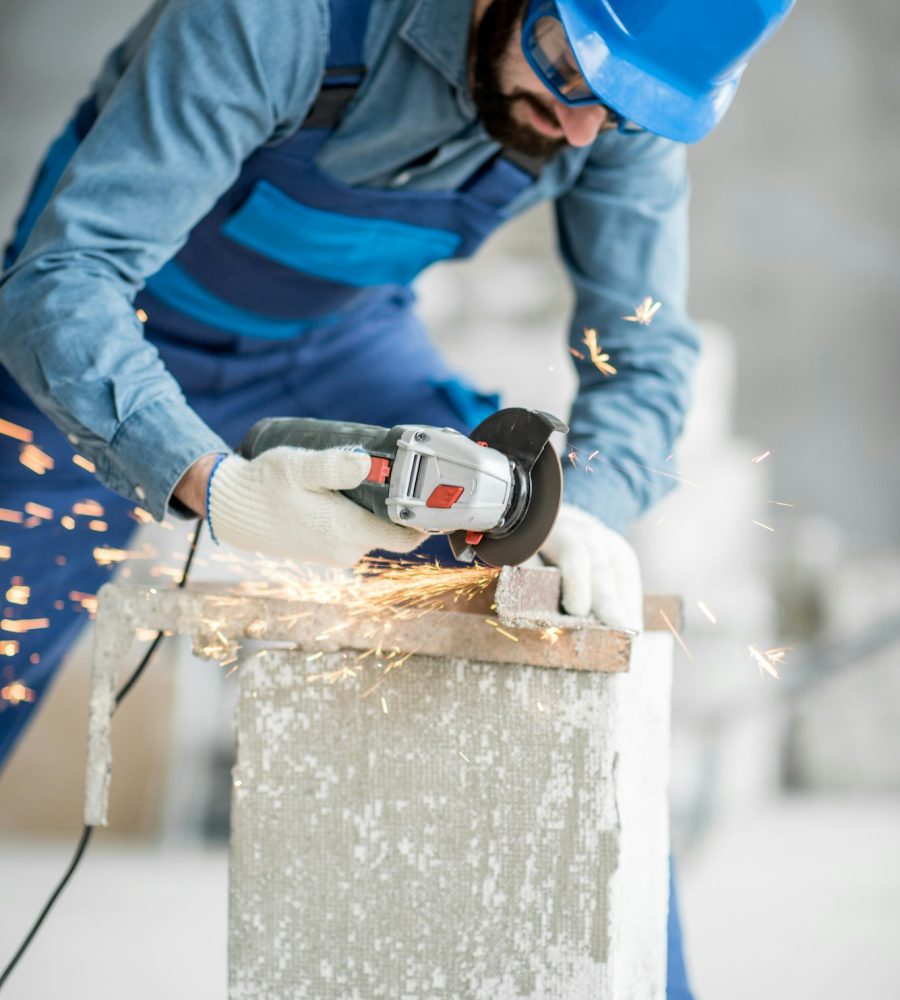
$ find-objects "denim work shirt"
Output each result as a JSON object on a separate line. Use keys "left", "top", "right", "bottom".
{"left": 0, "top": 0, "right": 699, "bottom": 532}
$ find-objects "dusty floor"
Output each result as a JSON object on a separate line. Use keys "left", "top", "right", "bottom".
{"left": 1, "top": 794, "right": 899, "bottom": 999}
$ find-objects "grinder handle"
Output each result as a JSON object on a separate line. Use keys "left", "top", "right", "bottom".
{"left": 239, "top": 417, "right": 403, "bottom": 519}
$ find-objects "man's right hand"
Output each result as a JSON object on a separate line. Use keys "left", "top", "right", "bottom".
{"left": 199, "top": 447, "right": 424, "bottom": 567}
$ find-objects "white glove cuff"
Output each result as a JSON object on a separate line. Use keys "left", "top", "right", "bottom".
{"left": 205, "top": 453, "right": 231, "bottom": 544}
{"left": 207, "top": 453, "right": 278, "bottom": 552}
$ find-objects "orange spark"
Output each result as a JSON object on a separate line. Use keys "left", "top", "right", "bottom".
{"left": 0, "top": 545, "right": 10, "bottom": 561}
{"left": 88, "top": 520, "right": 108, "bottom": 532}
{"left": 1, "top": 682, "right": 35, "bottom": 705}
{"left": 24, "top": 502, "right": 53, "bottom": 519}
{"left": 69, "top": 591, "right": 98, "bottom": 614}
{"left": 130, "top": 507, "right": 154, "bottom": 525}
{"left": 93, "top": 547, "right": 129, "bottom": 566}
{"left": 623, "top": 296, "right": 662, "bottom": 325}
{"left": 149, "top": 565, "right": 181, "bottom": 580}
{"left": 581, "top": 328, "right": 617, "bottom": 376}
{"left": 660, "top": 609, "right": 694, "bottom": 662}
{"left": 0, "top": 419, "right": 33, "bottom": 443}
{"left": 5, "top": 586, "right": 29, "bottom": 606}
{"left": 1, "top": 618, "right": 50, "bottom": 634}
{"left": 136, "top": 309, "right": 149, "bottom": 323}
{"left": 748, "top": 644, "right": 791, "bottom": 680}
{"left": 19, "top": 444, "right": 54, "bottom": 475}
{"left": 568, "top": 347, "right": 586, "bottom": 361}
{"left": 696, "top": 601, "right": 717, "bottom": 624}
{"left": 574, "top": 448, "right": 702, "bottom": 491}
{"left": 0, "top": 508, "right": 24, "bottom": 524}
{"left": 1, "top": 641, "right": 19, "bottom": 656}
{"left": 72, "top": 454, "right": 96, "bottom": 473}
{"left": 308, "top": 662, "right": 357, "bottom": 684}
{"left": 348, "top": 557, "right": 498, "bottom": 619}
{"left": 485, "top": 619, "right": 520, "bottom": 642}
{"left": 60, "top": 516, "right": 75, "bottom": 530}
{"left": 73, "top": 500, "right": 104, "bottom": 517}
{"left": 697, "top": 601, "right": 718, "bottom": 625}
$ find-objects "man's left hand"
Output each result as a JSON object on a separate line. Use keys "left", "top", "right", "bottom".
{"left": 537, "top": 503, "right": 643, "bottom": 632}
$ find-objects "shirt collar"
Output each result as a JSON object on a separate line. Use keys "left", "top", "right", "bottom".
{"left": 400, "top": 0, "right": 476, "bottom": 103}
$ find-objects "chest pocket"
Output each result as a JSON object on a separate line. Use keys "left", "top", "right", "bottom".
{"left": 222, "top": 180, "right": 463, "bottom": 287}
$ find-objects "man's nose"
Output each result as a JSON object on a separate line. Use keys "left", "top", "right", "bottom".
{"left": 554, "top": 102, "right": 611, "bottom": 147}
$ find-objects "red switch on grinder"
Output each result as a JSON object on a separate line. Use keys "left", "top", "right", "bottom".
{"left": 366, "top": 456, "right": 391, "bottom": 484}
{"left": 426, "top": 484, "right": 464, "bottom": 509}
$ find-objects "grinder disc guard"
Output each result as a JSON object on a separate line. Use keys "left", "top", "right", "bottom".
{"left": 449, "top": 408, "right": 566, "bottom": 567}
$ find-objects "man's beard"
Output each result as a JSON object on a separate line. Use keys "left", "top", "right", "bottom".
{"left": 471, "top": 0, "right": 567, "bottom": 159}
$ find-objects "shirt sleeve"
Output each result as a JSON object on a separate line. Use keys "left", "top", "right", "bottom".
{"left": 555, "top": 130, "right": 701, "bottom": 534}
{"left": 0, "top": 0, "right": 328, "bottom": 520}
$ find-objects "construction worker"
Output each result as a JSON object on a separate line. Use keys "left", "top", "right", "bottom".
{"left": 0, "top": 0, "right": 793, "bottom": 993}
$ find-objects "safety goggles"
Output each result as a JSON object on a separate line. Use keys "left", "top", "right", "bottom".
{"left": 521, "top": 0, "right": 644, "bottom": 132}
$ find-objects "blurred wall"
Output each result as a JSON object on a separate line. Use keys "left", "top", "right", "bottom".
{"left": 1, "top": 0, "right": 898, "bottom": 547}
{"left": 687, "top": 2, "right": 900, "bottom": 546}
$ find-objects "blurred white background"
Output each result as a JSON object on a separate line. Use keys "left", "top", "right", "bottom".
{"left": 1, "top": 1, "right": 899, "bottom": 997}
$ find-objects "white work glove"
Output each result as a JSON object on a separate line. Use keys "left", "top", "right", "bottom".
{"left": 538, "top": 503, "right": 643, "bottom": 632}
{"left": 208, "top": 447, "right": 424, "bottom": 567}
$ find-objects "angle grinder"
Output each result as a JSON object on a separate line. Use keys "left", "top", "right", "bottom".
{"left": 239, "top": 407, "right": 567, "bottom": 566}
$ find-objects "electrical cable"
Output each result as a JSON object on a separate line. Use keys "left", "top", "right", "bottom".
{"left": 0, "top": 520, "right": 204, "bottom": 992}
{"left": 0, "top": 826, "right": 94, "bottom": 992}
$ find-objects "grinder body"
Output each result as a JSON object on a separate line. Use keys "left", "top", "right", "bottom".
{"left": 241, "top": 418, "right": 512, "bottom": 532}
{"left": 239, "top": 408, "right": 566, "bottom": 566}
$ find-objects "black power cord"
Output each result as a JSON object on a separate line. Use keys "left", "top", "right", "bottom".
{"left": 0, "top": 520, "right": 203, "bottom": 992}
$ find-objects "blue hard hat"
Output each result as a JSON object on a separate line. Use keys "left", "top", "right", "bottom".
{"left": 554, "top": 0, "right": 795, "bottom": 142}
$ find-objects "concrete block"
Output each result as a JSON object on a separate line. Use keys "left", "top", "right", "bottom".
{"left": 84, "top": 572, "right": 678, "bottom": 996}
{"left": 85, "top": 571, "right": 680, "bottom": 825}
{"left": 493, "top": 565, "right": 682, "bottom": 634}
{"left": 229, "top": 634, "right": 674, "bottom": 999}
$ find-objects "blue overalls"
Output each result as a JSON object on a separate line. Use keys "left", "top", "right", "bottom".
{"left": 0, "top": 0, "right": 515, "bottom": 765}
{"left": 0, "top": 1, "right": 692, "bottom": 992}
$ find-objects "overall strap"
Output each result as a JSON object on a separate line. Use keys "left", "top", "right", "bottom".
{"left": 500, "top": 147, "right": 547, "bottom": 180}
{"left": 301, "top": 0, "right": 546, "bottom": 182}
{"left": 303, "top": 0, "right": 374, "bottom": 129}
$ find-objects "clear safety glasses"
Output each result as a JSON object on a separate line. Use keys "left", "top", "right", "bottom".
{"left": 521, "top": 0, "right": 644, "bottom": 132}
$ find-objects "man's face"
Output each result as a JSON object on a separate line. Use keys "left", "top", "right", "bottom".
{"left": 471, "top": 0, "right": 616, "bottom": 158}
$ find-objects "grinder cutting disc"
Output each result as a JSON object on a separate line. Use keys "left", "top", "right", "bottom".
{"left": 449, "top": 408, "right": 566, "bottom": 567}
{"left": 469, "top": 445, "right": 562, "bottom": 566}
